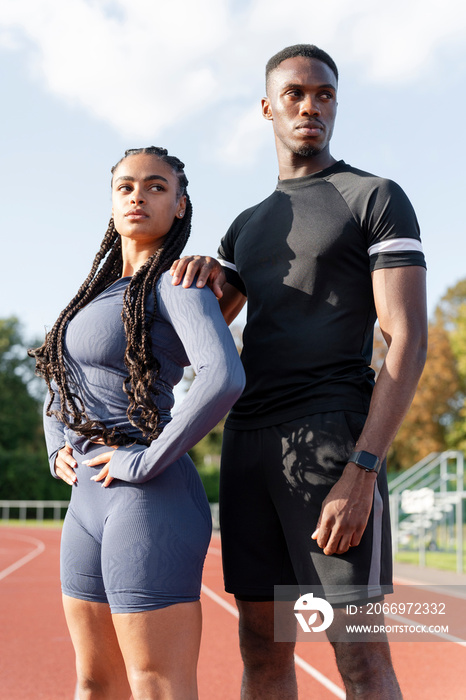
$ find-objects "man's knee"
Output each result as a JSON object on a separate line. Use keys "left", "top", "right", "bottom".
{"left": 237, "top": 600, "right": 295, "bottom": 670}
{"left": 333, "top": 640, "right": 391, "bottom": 677}
{"left": 332, "top": 640, "right": 401, "bottom": 699}
{"left": 239, "top": 621, "right": 295, "bottom": 670}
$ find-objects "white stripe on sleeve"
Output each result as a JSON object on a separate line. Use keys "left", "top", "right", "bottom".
{"left": 218, "top": 259, "right": 238, "bottom": 272}
{"left": 368, "top": 238, "right": 423, "bottom": 257}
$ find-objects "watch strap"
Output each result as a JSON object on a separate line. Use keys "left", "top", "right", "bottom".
{"left": 348, "top": 450, "right": 381, "bottom": 474}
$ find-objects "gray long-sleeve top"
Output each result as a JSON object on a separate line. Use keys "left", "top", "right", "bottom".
{"left": 43, "top": 272, "right": 245, "bottom": 483}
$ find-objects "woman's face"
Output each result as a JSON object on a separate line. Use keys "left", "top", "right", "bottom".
{"left": 111, "top": 153, "right": 186, "bottom": 250}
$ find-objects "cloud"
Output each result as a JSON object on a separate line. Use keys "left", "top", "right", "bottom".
{"left": 1, "top": 0, "right": 465, "bottom": 156}
{"left": 215, "top": 102, "right": 269, "bottom": 166}
{"left": 0, "top": 0, "right": 228, "bottom": 137}
{"left": 344, "top": 0, "right": 466, "bottom": 83}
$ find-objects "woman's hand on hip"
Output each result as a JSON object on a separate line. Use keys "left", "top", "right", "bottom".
{"left": 55, "top": 443, "right": 78, "bottom": 485}
{"left": 83, "top": 446, "right": 117, "bottom": 488}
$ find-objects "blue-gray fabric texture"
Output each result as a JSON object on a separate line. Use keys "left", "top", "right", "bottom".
{"left": 43, "top": 271, "right": 245, "bottom": 612}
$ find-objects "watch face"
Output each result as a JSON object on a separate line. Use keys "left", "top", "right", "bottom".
{"left": 357, "top": 451, "right": 379, "bottom": 470}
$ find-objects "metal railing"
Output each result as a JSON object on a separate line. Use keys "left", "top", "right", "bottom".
{"left": 389, "top": 451, "right": 465, "bottom": 573}
{"left": 0, "top": 500, "right": 70, "bottom": 522}
{"left": 0, "top": 500, "right": 221, "bottom": 529}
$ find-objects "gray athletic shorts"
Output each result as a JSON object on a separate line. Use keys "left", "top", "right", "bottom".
{"left": 219, "top": 411, "right": 393, "bottom": 605}
{"left": 60, "top": 443, "right": 212, "bottom": 613}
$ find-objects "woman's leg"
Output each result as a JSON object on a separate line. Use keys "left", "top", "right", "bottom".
{"left": 62, "top": 595, "right": 131, "bottom": 700}
{"left": 112, "top": 601, "right": 202, "bottom": 700}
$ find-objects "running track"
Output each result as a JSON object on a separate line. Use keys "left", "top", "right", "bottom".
{"left": 1, "top": 526, "right": 465, "bottom": 699}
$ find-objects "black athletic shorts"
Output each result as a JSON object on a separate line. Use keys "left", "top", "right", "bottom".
{"left": 219, "top": 411, "right": 393, "bottom": 606}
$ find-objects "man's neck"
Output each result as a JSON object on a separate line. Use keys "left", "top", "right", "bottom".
{"left": 277, "top": 147, "right": 337, "bottom": 180}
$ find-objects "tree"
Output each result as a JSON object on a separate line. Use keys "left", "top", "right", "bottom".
{"left": 434, "top": 278, "right": 466, "bottom": 334}
{"left": 0, "top": 317, "right": 70, "bottom": 500}
{"left": 389, "top": 323, "right": 461, "bottom": 469}
{"left": 435, "top": 279, "right": 466, "bottom": 451}
{"left": 371, "top": 320, "right": 462, "bottom": 471}
{"left": 189, "top": 419, "right": 224, "bottom": 502}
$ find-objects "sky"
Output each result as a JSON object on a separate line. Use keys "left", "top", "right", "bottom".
{"left": 1, "top": 0, "right": 465, "bottom": 344}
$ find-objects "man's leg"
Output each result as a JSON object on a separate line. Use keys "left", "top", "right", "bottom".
{"left": 330, "top": 608, "right": 402, "bottom": 700}
{"left": 220, "top": 426, "right": 299, "bottom": 699}
{"left": 268, "top": 412, "right": 400, "bottom": 696}
{"left": 236, "top": 600, "right": 298, "bottom": 700}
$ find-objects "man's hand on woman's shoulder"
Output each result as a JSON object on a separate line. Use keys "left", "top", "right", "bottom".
{"left": 170, "top": 255, "right": 225, "bottom": 299}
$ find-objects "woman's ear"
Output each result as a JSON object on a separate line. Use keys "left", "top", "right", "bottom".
{"left": 176, "top": 195, "right": 187, "bottom": 219}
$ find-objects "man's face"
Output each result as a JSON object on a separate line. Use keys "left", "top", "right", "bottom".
{"left": 262, "top": 56, "right": 338, "bottom": 160}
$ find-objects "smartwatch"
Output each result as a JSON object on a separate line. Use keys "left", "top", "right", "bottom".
{"left": 348, "top": 450, "right": 381, "bottom": 474}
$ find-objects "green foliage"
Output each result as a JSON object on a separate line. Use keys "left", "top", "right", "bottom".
{"left": 188, "top": 419, "right": 224, "bottom": 502}
{"left": 435, "top": 278, "right": 466, "bottom": 334}
{"left": 0, "top": 446, "right": 70, "bottom": 499}
{"left": 195, "top": 463, "right": 220, "bottom": 503}
{"left": 0, "top": 317, "right": 58, "bottom": 499}
{"left": 395, "top": 549, "right": 466, "bottom": 572}
{"left": 372, "top": 279, "right": 466, "bottom": 472}
{"left": 390, "top": 322, "right": 462, "bottom": 470}
{"left": 449, "top": 302, "right": 466, "bottom": 387}
{"left": 437, "top": 280, "right": 466, "bottom": 453}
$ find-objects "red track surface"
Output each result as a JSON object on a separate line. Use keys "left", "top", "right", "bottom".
{"left": 1, "top": 526, "right": 465, "bottom": 699}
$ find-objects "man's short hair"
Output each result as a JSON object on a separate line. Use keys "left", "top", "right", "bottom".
{"left": 265, "top": 44, "right": 339, "bottom": 92}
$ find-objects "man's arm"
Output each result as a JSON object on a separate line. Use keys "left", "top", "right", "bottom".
{"left": 170, "top": 255, "right": 247, "bottom": 325}
{"left": 313, "top": 265, "right": 428, "bottom": 555}
{"left": 219, "top": 283, "right": 247, "bottom": 325}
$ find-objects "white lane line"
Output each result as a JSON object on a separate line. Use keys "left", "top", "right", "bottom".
{"left": 201, "top": 584, "right": 345, "bottom": 699}
{"left": 384, "top": 612, "right": 466, "bottom": 647}
{"left": 202, "top": 584, "right": 239, "bottom": 617}
{"left": 394, "top": 575, "right": 466, "bottom": 601}
{"left": 0, "top": 534, "right": 46, "bottom": 581}
{"left": 391, "top": 578, "right": 466, "bottom": 645}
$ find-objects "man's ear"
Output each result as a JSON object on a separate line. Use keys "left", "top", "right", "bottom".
{"left": 261, "top": 97, "right": 273, "bottom": 121}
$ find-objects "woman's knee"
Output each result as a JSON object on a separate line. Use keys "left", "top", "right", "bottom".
{"left": 113, "top": 603, "right": 201, "bottom": 698}
{"left": 63, "top": 596, "right": 130, "bottom": 699}
{"left": 75, "top": 668, "right": 130, "bottom": 700}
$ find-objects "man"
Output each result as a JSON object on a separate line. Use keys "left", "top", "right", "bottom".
{"left": 172, "top": 44, "right": 427, "bottom": 699}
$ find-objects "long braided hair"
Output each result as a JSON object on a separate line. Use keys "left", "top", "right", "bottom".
{"left": 29, "top": 146, "right": 192, "bottom": 446}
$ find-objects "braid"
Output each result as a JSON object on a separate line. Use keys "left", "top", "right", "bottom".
{"left": 122, "top": 197, "right": 192, "bottom": 440}
{"left": 30, "top": 148, "right": 192, "bottom": 447}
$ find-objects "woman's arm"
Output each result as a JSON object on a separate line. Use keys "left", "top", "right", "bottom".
{"left": 170, "top": 256, "right": 247, "bottom": 325}
{"left": 43, "top": 388, "right": 77, "bottom": 484}
{"left": 87, "top": 275, "right": 245, "bottom": 484}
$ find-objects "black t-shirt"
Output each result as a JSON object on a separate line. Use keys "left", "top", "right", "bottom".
{"left": 218, "top": 161, "right": 426, "bottom": 430}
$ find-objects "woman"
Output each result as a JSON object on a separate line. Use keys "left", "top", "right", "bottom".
{"left": 30, "top": 146, "right": 245, "bottom": 699}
